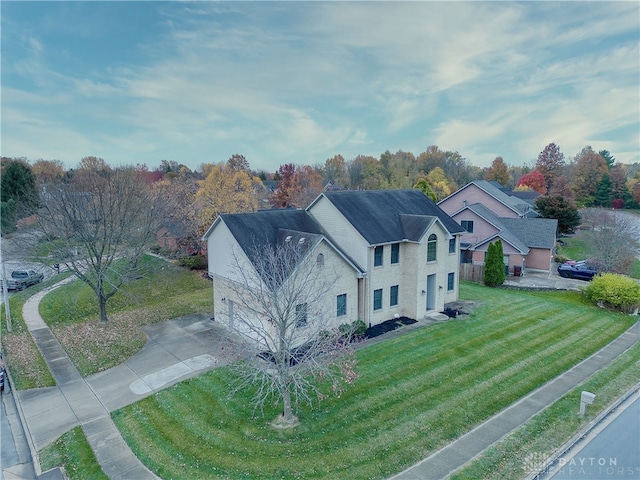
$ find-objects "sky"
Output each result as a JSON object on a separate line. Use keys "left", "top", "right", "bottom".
{"left": 1, "top": 1, "right": 639, "bottom": 174}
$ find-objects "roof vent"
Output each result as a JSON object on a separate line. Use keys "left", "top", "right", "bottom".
{"left": 285, "top": 235, "right": 292, "bottom": 242}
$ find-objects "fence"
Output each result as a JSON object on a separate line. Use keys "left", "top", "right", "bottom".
{"left": 459, "top": 263, "right": 485, "bottom": 283}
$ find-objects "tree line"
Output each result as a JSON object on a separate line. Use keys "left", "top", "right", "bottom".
{"left": 2, "top": 143, "right": 640, "bottom": 250}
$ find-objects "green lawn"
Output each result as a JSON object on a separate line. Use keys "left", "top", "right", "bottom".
{"left": 39, "top": 426, "right": 108, "bottom": 480}
{"left": 0, "top": 278, "right": 61, "bottom": 389}
{"left": 452, "top": 341, "right": 640, "bottom": 480}
{"left": 112, "top": 283, "right": 636, "bottom": 479}
{"left": 2, "top": 256, "right": 212, "bottom": 385}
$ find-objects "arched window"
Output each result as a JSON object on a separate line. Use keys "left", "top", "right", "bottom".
{"left": 316, "top": 253, "right": 324, "bottom": 266}
{"left": 427, "top": 234, "right": 437, "bottom": 262}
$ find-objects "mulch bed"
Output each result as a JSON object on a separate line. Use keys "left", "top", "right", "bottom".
{"left": 364, "top": 317, "right": 417, "bottom": 339}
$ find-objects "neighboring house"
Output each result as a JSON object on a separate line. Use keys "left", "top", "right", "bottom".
{"left": 438, "top": 181, "right": 557, "bottom": 273}
{"left": 438, "top": 180, "right": 539, "bottom": 219}
{"left": 156, "top": 220, "right": 200, "bottom": 255}
{"left": 203, "top": 189, "right": 465, "bottom": 339}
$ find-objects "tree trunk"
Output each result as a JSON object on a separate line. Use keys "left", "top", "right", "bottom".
{"left": 98, "top": 293, "right": 109, "bottom": 323}
{"left": 282, "top": 387, "right": 294, "bottom": 423}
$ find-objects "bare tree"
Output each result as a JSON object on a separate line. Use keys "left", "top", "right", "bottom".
{"left": 581, "top": 208, "right": 639, "bottom": 274}
{"left": 224, "top": 237, "right": 359, "bottom": 425}
{"left": 36, "top": 165, "right": 165, "bottom": 322}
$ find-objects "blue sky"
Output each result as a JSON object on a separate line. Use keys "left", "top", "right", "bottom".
{"left": 2, "top": 1, "right": 639, "bottom": 173}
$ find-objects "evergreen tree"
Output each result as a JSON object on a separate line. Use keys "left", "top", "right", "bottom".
{"left": 594, "top": 173, "right": 612, "bottom": 207}
{"left": 535, "top": 196, "right": 581, "bottom": 234}
{"left": 484, "top": 240, "right": 506, "bottom": 287}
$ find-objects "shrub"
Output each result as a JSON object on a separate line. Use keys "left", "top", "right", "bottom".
{"left": 339, "top": 320, "right": 366, "bottom": 339}
{"left": 484, "top": 240, "right": 506, "bottom": 287}
{"left": 583, "top": 273, "right": 640, "bottom": 313}
{"left": 178, "top": 255, "right": 207, "bottom": 270}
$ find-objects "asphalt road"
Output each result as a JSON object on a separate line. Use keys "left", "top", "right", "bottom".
{"left": 546, "top": 394, "right": 640, "bottom": 480}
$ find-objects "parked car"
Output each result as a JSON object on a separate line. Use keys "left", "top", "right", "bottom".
{"left": 0, "top": 352, "right": 6, "bottom": 392}
{"left": 1, "top": 270, "right": 44, "bottom": 291}
{"left": 557, "top": 260, "right": 600, "bottom": 280}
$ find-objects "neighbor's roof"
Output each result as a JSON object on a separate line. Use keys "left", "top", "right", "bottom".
{"left": 465, "top": 204, "right": 529, "bottom": 253}
{"left": 310, "top": 189, "right": 465, "bottom": 245}
{"left": 440, "top": 180, "right": 537, "bottom": 218}
{"left": 464, "top": 203, "right": 557, "bottom": 251}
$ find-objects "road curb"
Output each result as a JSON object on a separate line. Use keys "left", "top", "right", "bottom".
{"left": 528, "top": 381, "right": 640, "bottom": 480}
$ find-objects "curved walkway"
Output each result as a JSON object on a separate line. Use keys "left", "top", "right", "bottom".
{"left": 15, "top": 279, "right": 244, "bottom": 479}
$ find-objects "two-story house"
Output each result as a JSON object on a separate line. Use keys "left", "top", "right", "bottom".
{"left": 203, "top": 189, "right": 464, "bottom": 339}
{"left": 438, "top": 181, "right": 557, "bottom": 273}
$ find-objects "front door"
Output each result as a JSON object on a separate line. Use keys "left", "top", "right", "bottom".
{"left": 228, "top": 300, "right": 235, "bottom": 329}
{"left": 426, "top": 274, "right": 436, "bottom": 311}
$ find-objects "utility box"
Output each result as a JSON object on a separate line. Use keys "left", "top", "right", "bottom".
{"left": 580, "top": 391, "right": 596, "bottom": 415}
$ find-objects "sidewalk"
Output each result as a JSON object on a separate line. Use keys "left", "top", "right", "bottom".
{"left": 14, "top": 280, "right": 244, "bottom": 480}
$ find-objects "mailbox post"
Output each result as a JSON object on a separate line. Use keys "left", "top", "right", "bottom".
{"left": 580, "top": 391, "right": 596, "bottom": 415}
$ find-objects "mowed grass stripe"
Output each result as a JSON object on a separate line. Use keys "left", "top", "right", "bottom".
{"left": 113, "top": 285, "right": 634, "bottom": 479}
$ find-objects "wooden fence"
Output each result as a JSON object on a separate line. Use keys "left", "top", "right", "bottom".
{"left": 459, "top": 263, "right": 484, "bottom": 283}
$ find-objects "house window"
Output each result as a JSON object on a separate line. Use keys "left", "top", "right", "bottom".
{"left": 427, "top": 234, "right": 437, "bottom": 262}
{"left": 391, "top": 243, "right": 400, "bottom": 264}
{"left": 390, "top": 285, "right": 399, "bottom": 306}
{"left": 373, "top": 289, "right": 383, "bottom": 311}
{"left": 461, "top": 220, "right": 474, "bottom": 233}
{"left": 295, "top": 303, "right": 308, "bottom": 327}
{"left": 337, "top": 294, "right": 347, "bottom": 317}
{"left": 447, "top": 272, "right": 455, "bottom": 291}
{"left": 449, "top": 238, "right": 456, "bottom": 254}
{"left": 374, "top": 245, "right": 384, "bottom": 267}
{"left": 317, "top": 253, "right": 324, "bottom": 266}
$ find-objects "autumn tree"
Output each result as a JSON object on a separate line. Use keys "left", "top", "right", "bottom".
{"left": 290, "top": 165, "right": 324, "bottom": 207}
{"left": 417, "top": 146, "right": 473, "bottom": 185}
{"left": 227, "top": 238, "right": 359, "bottom": 425}
{"left": 485, "top": 156, "right": 511, "bottom": 186}
{"left": 227, "top": 154, "right": 251, "bottom": 174}
{"left": 609, "top": 164, "right": 630, "bottom": 205}
{"left": 535, "top": 196, "right": 581, "bottom": 235}
{"left": 414, "top": 177, "right": 437, "bottom": 202}
{"left": 516, "top": 170, "right": 547, "bottom": 194}
{"left": 386, "top": 150, "right": 420, "bottom": 188}
{"left": 346, "top": 156, "right": 364, "bottom": 189}
{"left": 31, "top": 159, "right": 65, "bottom": 185}
{"left": 271, "top": 163, "right": 299, "bottom": 208}
{"left": 196, "top": 162, "right": 258, "bottom": 232}
{"left": 426, "top": 167, "right": 457, "bottom": 200}
{"left": 323, "top": 154, "right": 349, "bottom": 188}
{"left": 570, "top": 147, "right": 607, "bottom": 206}
{"left": 535, "top": 143, "right": 565, "bottom": 191}
{"left": 547, "top": 175, "right": 575, "bottom": 203}
{"left": 35, "top": 165, "right": 165, "bottom": 322}
{"left": 154, "top": 168, "right": 202, "bottom": 253}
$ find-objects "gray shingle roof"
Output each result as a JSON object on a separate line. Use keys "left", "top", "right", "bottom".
{"left": 318, "top": 189, "right": 464, "bottom": 245}
{"left": 465, "top": 203, "right": 557, "bottom": 251}
{"left": 218, "top": 209, "right": 363, "bottom": 276}
{"left": 501, "top": 217, "right": 558, "bottom": 249}
{"left": 466, "top": 204, "right": 529, "bottom": 253}
{"left": 469, "top": 180, "right": 537, "bottom": 217}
